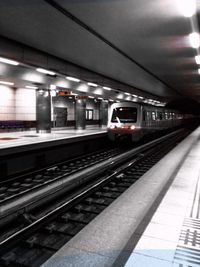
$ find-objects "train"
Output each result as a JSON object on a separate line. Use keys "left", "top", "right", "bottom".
{"left": 107, "top": 102, "right": 187, "bottom": 142}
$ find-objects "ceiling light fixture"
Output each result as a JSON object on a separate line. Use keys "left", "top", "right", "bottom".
{"left": 178, "top": 0, "right": 196, "bottom": 18}
{"left": 66, "top": 76, "right": 80, "bottom": 82}
{"left": 0, "top": 81, "right": 14, "bottom": 86}
{"left": 189, "top": 32, "right": 200, "bottom": 48}
{"left": 88, "top": 96, "right": 94, "bottom": 98}
{"left": 125, "top": 92, "right": 131, "bottom": 95}
{"left": 87, "top": 82, "right": 98, "bottom": 87}
{"left": 25, "top": 85, "right": 38, "bottom": 89}
{"left": 198, "top": 69, "right": 200, "bottom": 74}
{"left": 195, "top": 55, "right": 200, "bottom": 64}
{"left": 36, "top": 68, "right": 56, "bottom": 76}
{"left": 103, "top": 86, "right": 111, "bottom": 91}
{"left": 0, "top": 57, "right": 19, "bottom": 66}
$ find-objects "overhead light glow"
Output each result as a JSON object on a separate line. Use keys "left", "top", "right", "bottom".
{"left": 0, "top": 81, "right": 14, "bottom": 86}
{"left": 66, "top": 76, "right": 80, "bottom": 82}
{"left": 88, "top": 96, "right": 94, "bottom": 98}
{"left": 25, "top": 85, "right": 38, "bottom": 89}
{"left": 177, "top": 0, "right": 196, "bottom": 18}
{"left": 189, "top": 32, "right": 200, "bottom": 48}
{"left": 103, "top": 86, "right": 111, "bottom": 91}
{"left": 195, "top": 55, "right": 200, "bottom": 64}
{"left": 109, "top": 99, "right": 114, "bottom": 102}
{"left": 125, "top": 92, "right": 131, "bottom": 95}
{"left": 0, "top": 57, "right": 19, "bottom": 66}
{"left": 50, "top": 84, "right": 56, "bottom": 90}
{"left": 198, "top": 69, "right": 200, "bottom": 74}
{"left": 36, "top": 68, "right": 56, "bottom": 76}
{"left": 132, "top": 94, "right": 137, "bottom": 97}
{"left": 87, "top": 82, "right": 98, "bottom": 87}
{"left": 98, "top": 97, "right": 103, "bottom": 100}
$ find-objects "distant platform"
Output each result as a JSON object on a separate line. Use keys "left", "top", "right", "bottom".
{"left": 0, "top": 126, "right": 108, "bottom": 178}
{"left": 0, "top": 126, "right": 107, "bottom": 157}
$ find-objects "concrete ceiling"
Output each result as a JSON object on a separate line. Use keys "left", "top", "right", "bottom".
{"left": 0, "top": 0, "right": 199, "bottom": 102}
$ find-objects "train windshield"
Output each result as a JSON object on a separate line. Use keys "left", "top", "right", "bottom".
{"left": 111, "top": 107, "right": 137, "bottom": 123}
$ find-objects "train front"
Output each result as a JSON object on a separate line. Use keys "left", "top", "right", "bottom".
{"left": 107, "top": 103, "right": 142, "bottom": 141}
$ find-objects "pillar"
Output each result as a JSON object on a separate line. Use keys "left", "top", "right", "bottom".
{"left": 99, "top": 100, "right": 108, "bottom": 127}
{"left": 36, "top": 89, "right": 51, "bottom": 133}
{"left": 75, "top": 97, "right": 86, "bottom": 130}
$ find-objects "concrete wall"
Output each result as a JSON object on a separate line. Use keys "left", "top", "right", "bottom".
{"left": 15, "top": 88, "right": 36, "bottom": 121}
{"left": 0, "top": 86, "right": 35, "bottom": 121}
{"left": 0, "top": 85, "right": 15, "bottom": 120}
{"left": 0, "top": 86, "right": 103, "bottom": 124}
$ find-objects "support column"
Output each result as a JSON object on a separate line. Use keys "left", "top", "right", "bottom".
{"left": 36, "top": 89, "right": 51, "bottom": 133}
{"left": 75, "top": 97, "right": 86, "bottom": 130}
{"left": 99, "top": 100, "right": 108, "bottom": 127}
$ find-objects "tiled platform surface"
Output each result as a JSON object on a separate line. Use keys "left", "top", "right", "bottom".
{"left": 0, "top": 126, "right": 106, "bottom": 156}
{"left": 42, "top": 126, "right": 200, "bottom": 267}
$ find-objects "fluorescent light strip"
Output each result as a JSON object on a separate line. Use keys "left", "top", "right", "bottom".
{"left": 0, "top": 57, "right": 19, "bottom": 66}
{"left": 189, "top": 32, "right": 200, "bottom": 48}
{"left": 36, "top": 68, "right": 56, "bottom": 76}
{"left": 132, "top": 94, "right": 137, "bottom": 98}
{"left": 178, "top": 0, "right": 196, "bottom": 18}
{"left": 103, "top": 86, "right": 111, "bottom": 91}
{"left": 125, "top": 92, "right": 131, "bottom": 95}
{"left": 195, "top": 55, "right": 200, "bottom": 64}
{"left": 88, "top": 96, "right": 94, "bottom": 98}
{"left": 0, "top": 81, "right": 14, "bottom": 86}
{"left": 25, "top": 85, "right": 38, "bottom": 89}
{"left": 198, "top": 69, "right": 200, "bottom": 74}
{"left": 98, "top": 97, "right": 103, "bottom": 100}
{"left": 66, "top": 76, "right": 80, "bottom": 82}
{"left": 87, "top": 82, "right": 98, "bottom": 87}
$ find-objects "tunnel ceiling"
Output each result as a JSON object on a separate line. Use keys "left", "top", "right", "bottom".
{"left": 0, "top": 0, "right": 200, "bottom": 102}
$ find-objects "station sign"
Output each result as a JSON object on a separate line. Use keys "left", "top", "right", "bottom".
{"left": 57, "top": 90, "right": 72, "bottom": 96}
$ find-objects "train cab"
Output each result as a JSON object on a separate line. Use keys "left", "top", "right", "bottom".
{"left": 107, "top": 102, "right": 143, "bottom": 141}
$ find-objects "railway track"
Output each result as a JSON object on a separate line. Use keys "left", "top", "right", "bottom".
{"left": 0, "top": 147, "right": 123, "bottom": 204}
{"left": 0, "top": 128, "right": 190, "bottom": 267}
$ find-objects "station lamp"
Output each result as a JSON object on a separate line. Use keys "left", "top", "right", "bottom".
{"left": 66, "top": 76, "right": 80, "bottom": 82}
{"left": 0, "top": 81, "right": 14, "bottom": 86}
{"left": 36, "top": 68, "right": 56, "bottom": 76}
{"left": 87, "top": 82, "right": 98, "bottom": 87}
{"left": 0, "top": 57, "right": 19, "bottom": 66}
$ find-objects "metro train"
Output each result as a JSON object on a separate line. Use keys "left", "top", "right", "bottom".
{"left": 107, "top": 102, "right": 187, "bottom": 142}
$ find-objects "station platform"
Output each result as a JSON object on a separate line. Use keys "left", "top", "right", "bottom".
{"left": 42, "top": 126, "right": 200, "bottom": 267}
{"left": 0, "top": 126, "right": 107, "bottom": 178}
{"left": 0, "top": 126, "right": 107, "bottom": 157}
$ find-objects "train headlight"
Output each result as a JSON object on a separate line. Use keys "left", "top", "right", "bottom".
{"left": 110, "top": 124, "right": 115, "bottom": 129}
{"left": 130, "top": 125, "right": 136, "bottom": 130}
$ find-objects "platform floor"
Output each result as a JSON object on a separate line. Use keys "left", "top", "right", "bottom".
{"left": 42, "top": 127, "right": 200, "bottom": 267}
{"left": 0, "top": 126, "right": 106, "bottom": 150}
